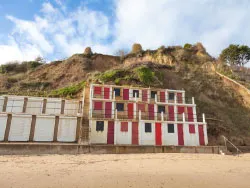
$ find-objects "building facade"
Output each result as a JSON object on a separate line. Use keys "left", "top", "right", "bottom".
{"left": 89, "top": 84, "right": 208, "bottom": 146}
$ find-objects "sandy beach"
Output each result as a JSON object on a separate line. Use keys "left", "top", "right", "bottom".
{"left": 0, "top": 153, "right": 249, "bottom": 188}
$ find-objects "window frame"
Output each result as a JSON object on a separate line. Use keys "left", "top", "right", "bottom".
{"left": 145, "top": 123, "right": 152, "bottom": 133}
{"left": 168, "top": 124, "right": 175, "bottom": 133}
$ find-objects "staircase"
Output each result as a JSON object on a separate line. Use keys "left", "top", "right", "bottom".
{"left": 81, "top": 86, "right": 90, "bottom": 144}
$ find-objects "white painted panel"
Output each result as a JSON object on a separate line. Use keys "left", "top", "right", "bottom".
{"left": 6, "top": 97, "right": 24, "bottom": 113}
{"left": 46, "top": 99, "right": 61, "bottom": 115}
{"left": 57, "top": 117, "right": 77, "bottom": 142}
{"left": 64, "top": 100, "right": 79, "bottom": 115}
{"left": 0, "top": 96, "right": 4, "bottom": 112}
{"left": 8, "top": 115, "right": 32, "bottom": 141}
{"left": 162, "top": 123, "right": 178, "bottom": 146}
{"left": 90, "top": 120, "right": 108, "bottom": 144}
{"left": 0, "top": 114, "right": 8, "bottom": 141}
{"left": 116, "top": 121, "right": 132, "bottom": 145}
{"left": 204, "top": 124, "right": 208, "bottom": 145}
{"left": 183, "top": 123, "right": 199, "bottom": 146}
{"left": 140, "top": 121, "right": 155, "bottom": 145}
{"left": 26, "top": 98, "right": 43, "bottom": 114}
{"left": 34, "top": 116, "right": 55, "bottom": 142}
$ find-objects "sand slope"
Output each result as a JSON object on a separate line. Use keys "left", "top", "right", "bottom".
{"left": 0, "top": 153, "right": 249, "bottom": 188}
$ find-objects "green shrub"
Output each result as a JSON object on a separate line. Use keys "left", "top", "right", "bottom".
{"left": 20, "top": 82, "right": 51, "bottom": 89}
{"left": 131, "top": 43, "right": 142, "bottom": 53}
{"left": 0, "top": 61, "right": 44, "bottom": 74}
{"left": 184, "top": 43, "right": 192, "bottom": 49}
{"left": 99, "top": 69, "right": 125, "bottom": 82}
{"left": 134, "top": 66, "right": 155, "bottom": 85}
{"left": 50, "top": 81, "right": 85, "bottom": 98}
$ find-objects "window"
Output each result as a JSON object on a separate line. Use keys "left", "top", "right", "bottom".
{"left": 158, "top": 105, "right": 165, "bottom": 113}
{"left": 121, "top": 122, "right": 128, "bottom": 132}
{"left": 94, "top": 101, "right": 102, "bottom": 110}
{"left": 96, "top": 121, "right": 104, "bottom": 131}
{"left": 168, "top": 124, "right": 175, "bottom": 133}
{"left": 189, "top": 124, "right": 195, "bottom": 134}
{"left": 168, "top": 93, "right": 175, "bottom": 100}
{"left": 114, "top": 88, "right": 121, "bottom": 96}
{"left": 145, "top": 123, "right": 152, "bottom": 132}
{"left": 133, "top": 90, "right": 139, "bottom": 97}
{"left": 116, "top": 103, "right": 124, "bottom": 111}
{"left": 151, "top": 91, "right": 157, "bottom": 99}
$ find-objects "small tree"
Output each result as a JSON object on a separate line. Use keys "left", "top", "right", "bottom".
{"left": 220, "top": 44, "right": 250, "bottom": 66}
{"left": 84, "top": 47, "right": 93, "bottom": 55}
{"left": 184, "top": 43, "right": 192, "bottom": 49}
{"left": 131, "top": 43, "right": 142, "bottom": 53}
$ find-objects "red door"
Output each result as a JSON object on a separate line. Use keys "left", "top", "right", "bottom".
{"left": 160, "top": 91, "right": 165, "bottom": 102}
{"left": 178, "top": 124, "right": 184, "bottom": 146}
{"left": 187, "top": 107, "right": 194, "bottom": 122}
{"left": 105, "top": 102, "right": 112, "bottom": 118}
{"left": 127, "top": 103, "right": 134, "bottom": 119}
{"left": 123, "top": 89, "right": 129, "bottom": 100}
{"left": 168, "top": 106, "right": 174, "bottom": 121}
{"left": 107, "top": 121, "right": 114, "bottom": 144}
{"left": 132, "top": 122, "right": 139, "bottom": 145}
{"left": 142, "top": 90, "right": 148, "bottom": 101}
{"left": 148, "top": 104, "right": 154, "bottom": 120}
{"left": 198, "top": 125, "right": 205, "bottom": 145}
{"left": 104, "top": 87, "right": 110, "bottom": 99}
{"left": 155, "top": 123, "right": 162, "bottom": 145}
{"left": 177, "top": 93, "right": 183, "bottom": 103}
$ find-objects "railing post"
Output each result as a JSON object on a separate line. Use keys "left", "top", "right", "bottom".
{"left": 202, "top": 113, "right": 205, "bottom": 123}
{"left": 115, "top": 109, "right": 117, "bottom": 120}
{"left": 113, "top": 91, "right": 116, "bottom": 100}
{"left": 182, "top": 113, "right": 185, "bottom": 122}
{"left": 139, "top": 110, "right": 141, "bottom": 121}
{"left": 192, "top": 97, "right": 195, "bottom": 104}
{"left": 161, "top": 111, "right": 164, "bottom": 121}
{"left": 155, "top": 94, "right": 157, "bottom": 103}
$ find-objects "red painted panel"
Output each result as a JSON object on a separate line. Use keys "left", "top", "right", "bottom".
{"left": 178, "top": 106, "right": 185, "bottom": 114}
{"left": 94, "top": 101, "right": 102, "bottom": 110}
{"left": 187, "top": 107, "right": 194, "bottom": 122}
{"left": 132, "top": 122, "right": 139, "bottom": 145}
{"left": 168, "top": 106, "right": 174, "bottom": 121}
{"left": 155, "top": 123, "right": 162, "bottom": 146}
{"left": 198, "top": 125, "right": 205, "bottom": 145}
{"left": 177, "top": 93, "right": 183, "bottom": 103}
{"left": 121, "top": 122, "right": 128, "bottom": 132}
{"left": 177, "top": 124, "right": 184, "bottom": 146}
{"left": 137, "top": 103, "right": 145, "bottom": 112}
{"left": 189, "top": 124, "right": 195, "bottom": 134}
{"left": 160, "top": 91, "right": 165, "bottom": 102}
{"left": 148, "top": 104, "right": 154, "bottom": 120}
{"left": 105, "top": 102, "right": 112, "bottom": 118}
{"left": 104, "top": 87, "right": 110, "bottom": 99}
{"left": 94, "top": 86, "right": 102, "bottom": 95}
{"left": 142, "top": 90, "right": 148, "bottom": 101}
{"left": 128, "top": 103, "right": 134, "bottom": 119}
{"left": 107, "top": 121, "right": 114, "bottom": 144}
{"left": 123, "top": 88, "right": 129, "bottom": 100}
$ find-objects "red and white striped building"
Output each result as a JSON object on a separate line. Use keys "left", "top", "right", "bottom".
{"left": 89, "top": 84, "right": 208, "bottom": 146}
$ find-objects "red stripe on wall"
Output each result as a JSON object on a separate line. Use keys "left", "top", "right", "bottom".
{"left": 160, "top": 91, "right": 165, "bottom": 102}
{"left": 198, "top": 124, "right": 205, "bottom": 145}
{"left": 104, "top": 87, "right": 110, "bottom": 99}
{"left": 155, "top": 122, "right": 162, "bottom": 146}
{"left": 105, "top": 102, "right": 112, "bottom": 118}
{"left": 94, "top": 101, "right": 102, "bottom": 110}
{"left": 128, "top": 103, "right": 134, "bottom": 119}
{"left": 178, "top": 106, "right": 185, "bottom": 114}
{"left": 168, "top": 106, "right": 174, "bottom": 121}
{"left": 177, "top": 93, "right": 183, "bottom": 103}
{"left": 123, "top": 89, "right": 129, "bottom": 100}
{"left": 132, "top": 122, "right": 139, "bottom": 145}
{"left": 177, "top": 124, "right": 184, "bottom": 146}
{"left": 187, "top": 107, "right": 194, "bottom": 122}
{"left": 107, "top": 121, "right": 114, "bottom": 144}
{"left": 148, "top": 104, "right": 154, "bottom": 120}
{"left": 142, "top": 90, "right": 148, "bottom": 101}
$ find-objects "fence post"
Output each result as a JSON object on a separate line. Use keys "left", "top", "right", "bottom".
{"left": 202, "top": 113, "right": 206, "bottom": 123}
{"left": 161, "top": 111, "right": 164, "bottom": 121}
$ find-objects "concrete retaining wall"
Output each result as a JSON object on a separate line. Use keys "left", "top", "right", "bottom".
{"left": 0, "top": 143, "right": 227, "bottom": 155}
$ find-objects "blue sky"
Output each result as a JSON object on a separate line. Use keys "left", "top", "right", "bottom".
{"left": 0, "top": 0, "right": 250, "bottom": 66}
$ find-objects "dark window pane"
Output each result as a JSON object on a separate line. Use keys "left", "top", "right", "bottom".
{"left": 145, "top": 123, "right": 152, "bottom": 132}
{"left": 158, "top": 105, "right": 165, "bottom": 113}
{"left": 168, "top": 93, "right": 175, "bottom": 100}
{"left": 96, "top": 121, "right": 104, "bottom": 131}
{"left": 133, "top": 90, "right": 139, "bottom": 97}
{"left": 114, "top": 88, "right": 120, "bottom": 96}
{"left": 151, "top": 91, "right": 157, "bottom": 99}
{"left": 116, "top": 103, "right": 124, "bottom": 111}
{"left": 168, "top": 124, "right": 174, "bottom": 133}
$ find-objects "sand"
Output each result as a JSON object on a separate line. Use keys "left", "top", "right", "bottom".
{"left": 0, "top": 153, "right": 249, "bottom": 188}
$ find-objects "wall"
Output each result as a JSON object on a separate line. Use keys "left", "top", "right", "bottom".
{"left": 26, "top": 98, "right": 43, "bottom": 114}
{"left": 34, "top": 115, "right": 55, "bottom": 142}
{"left": 162, "top": 123, "right": 178, "bottom": 145}
{"left": 139, "top": 121, "right": 155, "bottom": 145}
{"left": 116, "top": 121, "right": 132, "bottom": 145}
{"left": 57, "top": 117, "right": 78, "bottom": 142}
{"left": 90, "top": 120, "right": 108, "bottom": 144}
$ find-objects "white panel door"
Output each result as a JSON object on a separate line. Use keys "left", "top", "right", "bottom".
{"left": 57, "top": 117, "right": 77, "bottom": 142}
{"left": 6, "top": 97, "right": 24, "bottom": 113}
{"left": 46, "top": 100, "right": 61, "bottom": 115}
{"left": 8, "top": 115, "right": 32, "bottom": 141}
{"left": 34, "top": 116, "right": 55, "bottom": 142}
{"left": 0, "top": 96, "right": 4, "bottom": 112}
{"left": 0, "top": 114, "right": 8, "bottom": 141}
{"left": 64, "top": 101, "right": 79, "bottom": 116}
{"left": 26, "top": 98, "right": 43, "bottom": 114}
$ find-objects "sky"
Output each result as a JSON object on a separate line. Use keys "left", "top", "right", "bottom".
{"left": 0, "top": 0, "right": 250, "bottom": 66}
